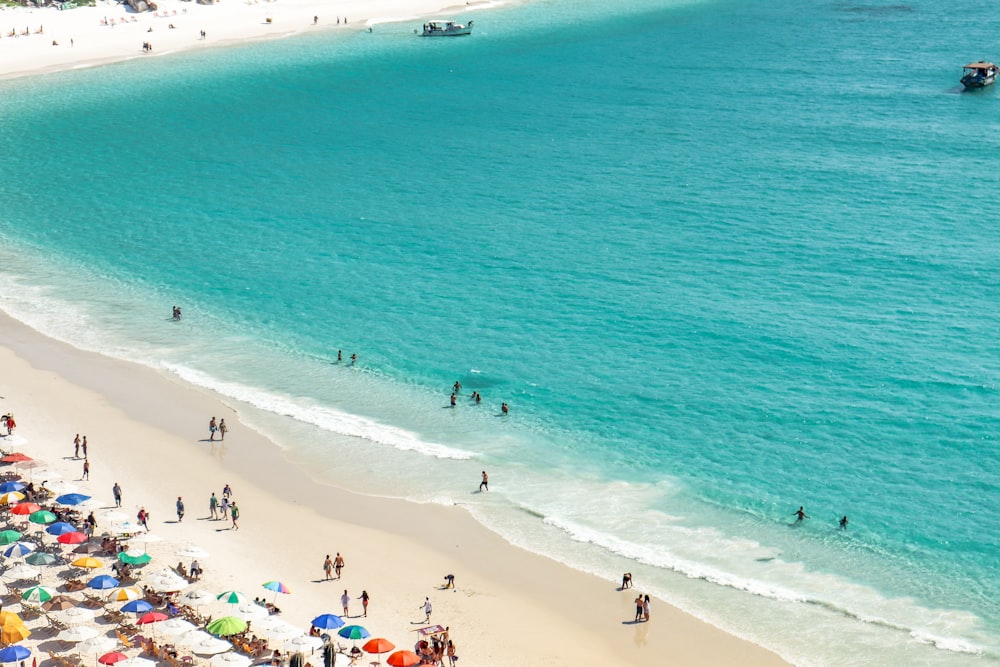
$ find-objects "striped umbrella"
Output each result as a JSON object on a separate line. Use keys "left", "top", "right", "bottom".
{"left": 215, "top": 591, "right": 248, "bottom": 605}
{"left": 108, "top": 586, "right": 143, "bottom": 602}
{"left": 0, "top": 492, "right": 24, "bottom": 505}
{"left": 20, "top": 585, "right": 56, "bottom": 603}
{"left": 2, "top": 542, "right": 35, "bottom": 559}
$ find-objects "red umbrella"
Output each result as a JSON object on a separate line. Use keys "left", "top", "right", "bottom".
{"left": 386, "top": 651, "right": 420, "bottom": 667}
{"left": 98, "top": 652, "right": 128, "bottom": 665}
{"left": 57, "top": 532, "right": 88, "bottom": 544}
{"left": 137, "top": 612, "right": 169, "bottom": 625}
{"left": 1, "top": 454, "right": 32, "bottom": 463}
{"left": 363, "top": 638, "right": 396, "bottom": 665}
{"left": 10, "top": 503, "right": 41, "bottom": 516}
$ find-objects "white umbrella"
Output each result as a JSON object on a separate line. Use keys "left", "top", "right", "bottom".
{"left": 177, "top": 630, "right": 214, "bottom": 647}
{"left": 77, "top": 635, "right": 116, "bottom": 655}
{"left": 233, "top": 602, "right": 268, "bottom": 621}
{"left": 2, "top": 564, "right": 40, "bottom": 581}
{"left": 253, "top": 616, "right": 295, "bottom": 633}
{"left": 158, "top": 617, "right": 196, "bottom": 636}
{"left": 210, "top": 653, "right": 252, "bottom": 667}
{"left": 109, "top": 521, "right": 144, "bottom": 536}
{"left": 140, "top": 532, "right": 164, "bottom": 544}
{"left": 183, "top": 589, "right": 213, "bottom": 606}
{"left": 144, "top": 572, "right": 189, "bottom": 592}
{"left": 42, "top": 480, "right": 78, "bottom": 494}
{"left": 177, "top": 545, "right": 210, "bottom": 559}
{"left": 57, "top": 606, "right": 96, "bottom": 625}
{"left": 99, "top": 510, "right": 129, "bottom": 523}
{"left": 189, "top": 637, "right": 234, "bottom": 656}
{"left": 29, "top": 468, "right": 60, "bottom": 480}
{"left": 283, "top": 635, "right": 323, "bottom": 653}
{"left": 59, "top": 625, "right": 100, "bottom": 642}
{"left": 118, "top": 658, "right": 157, "bottom": 667}
{"left": 258, "top": 620, "right": 301, "bottom": 642}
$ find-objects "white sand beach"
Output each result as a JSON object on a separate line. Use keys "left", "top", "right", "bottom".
{"left": 0, "top": 312, "right": 789, "bottom": 666}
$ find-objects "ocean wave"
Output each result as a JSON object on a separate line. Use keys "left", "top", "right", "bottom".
{"left": 163, "top": 363, "right": 475, "bottom": 460}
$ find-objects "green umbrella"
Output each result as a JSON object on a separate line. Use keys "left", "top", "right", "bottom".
{"left": 28, "top": 510, "right": 57, "bottom": 525}
{"left": 206, "top": 616, "right": 247, "bottom": 637}
{"left": 215, "top": 591, "right": 248, "bottom": 605}
{"left": 118, "top": 551, "right": 151, "bottom": 566}
{"left": 24, "top": 552, "right": 58, "bottom": 566}
{"left": 0, "top": 530, "right": 22, "bottom": 545}
{"left": 21, "top": 585, "right": 56, "bottom": 603}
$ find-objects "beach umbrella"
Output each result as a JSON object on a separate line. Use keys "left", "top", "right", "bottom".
{"left": 284, "top": 636, "right": 322, "bottom": 653}
{"left": 233, "top": 602, "right": 268, "bottom": 621}
{"left": 41, "top": 595, "right": 77, "bottom": 611}
{"left": 188, "top": 637, "right": 233, "bottom": 656}
{"left": 310, "top": 614, "right": 345, "bottom": 630}
{"left": 177, "top": 630, "right": 213, "bottom": 647}
{"left": 88, "top": 574, "right": 119, "bottom": 590}
{"left": 158, "top": 618, "right": 196, "bottom": 636}
{"left": 254, "top": 618, "right": 298, "bottom": 641}
{"left": 1, "top": 564, "right": 40, "bottom": 581}
{"left": 0, "top": 492, "right": 24, "bottom": 505}
{"left": 99, "top": 510, "right": 129, "bottom": 523}
{"left": 72, "top": 556, "right": 103, "bottom": 569}
{"left": 109, "top": 521, "right": 144, "bottom": 536}
{"left": 337, "top": 625, "right": 370, "bottom": 641}
{"left": 28, "top": 510, "right": 56, "bottom": 525}
{"left": 59, "top": 532, "right": 89, "bottom": 545}
{"left": 0, "top": 623, "right": 29, "bottom": 646}
{"left": 0, "top": 612, "right": 23, "bottom": 627}
{"left": 0, "top": 644, "right": 30, "bottom": 663}
{"left": 110, "top": 586, "right": 143, "bottom": 602}
{"left": 262, "top": 580, "right": 290, "bottom": 595}
{"left": 99, "top": 652, "right": 129, "bottom": 665}
{"left": 117, "top": 658, "right": 157, "bottom": 667}
{"left": 0, "top": 454, "right": 31, "bottom": 464}
{"left": 9, "top": 504, "right": 39, "bottom": 516}
{"left": 45, "top": 522, "right": 78, "bottom": 536}
{"left": 0, "top": 531, "right": 21, "bottom": 545}
{"left": 20, "top": 585, "right": 55, "bottom": 603}
{"left": 0, "top": 482, "right": 24, "bottom": 494}
{"left": 73, "top": 542, "right": 104, "bottom": 555}
{"left": 182, "top": 589, "right": 212, "bottom": 606}
{"left": 177, "top": 545, "right": 209, "bottom": 559}
{"left": 209, "top": 653, "right": 252, "bottom": 667}
{"left": 137, "top": 612, "right": 169, "bottom": 626}
{"left": 78, "top": 636, "right": 116, "bottom": 657}
{"left": 121, "top": 599, "right": 154, "bottom": 615}
{"left": 2, "top": 542, "right": 35, "bottom": 559}
{"left": 206, "top": 616, "right": 247, "bottom": 637}
{"left": 385, "top": 651, "right": 420, "bottom": 667}
{"left": 57, "top": 606, "right": 95, "bottom": 625}
{"left": 144, "top": 572, "right": 188, "bottom": 592}
{"left": 59, "top": 625, "right": 99, "bottom": 642}
{"left": 118, "top": 551, "right": 151, "bottom": 566}
{"left": 24, "top": 552, "right": 58, "bottom": 566}
{"left": 216, "top": 590, "right": 248, "bottom": 605}
{"left": 362, "top": 638, "right": 395, "bottom": 659}
{"left": 55, "top": 493, "right": 91, "bottom": 506}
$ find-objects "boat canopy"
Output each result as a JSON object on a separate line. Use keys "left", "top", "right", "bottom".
{"left": 963, "top": 62, "right": 995, "bottom": 69}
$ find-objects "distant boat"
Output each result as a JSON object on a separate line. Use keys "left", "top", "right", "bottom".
{"left": 419, "top": 20, "right": 473, "bottom": 37}
{"left": 960, "top": 61, "right": 997, "bottom": 89}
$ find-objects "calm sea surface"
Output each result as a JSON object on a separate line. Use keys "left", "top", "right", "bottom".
{"left": 2, "top": 0, "right": 999, "bottom": 663}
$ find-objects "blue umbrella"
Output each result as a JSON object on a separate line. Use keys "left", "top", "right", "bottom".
{"left": 337, "top": 625, "right": 370, "bottom": 641}
{"left": 121, "top": 599, "right": 154, "bottom": 614}
{"left": 0, "top": 645, "right": 30, "bottom": 663}
{"left": 2, "top": 541, "right": 35, "bottom": 558}
{"left": 88, "top": 574, "right": 119, "bottom": 590}
{"left": 55, "top": 493, "right": 92, "bottom": 506}
{"left": 310, "top": 613, "right": 345, "bottom": 630}
{"left": 46, "top": 522, "right": 78, "bottom": 536}
{"left": 0, "top": 481, "right": 24, "bottom": 494}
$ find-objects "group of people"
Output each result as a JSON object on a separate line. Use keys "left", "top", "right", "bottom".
{"left": 622, "top": 573, "right": 651, "bottom": 622}
{"left": 208, "top": 416, "right": 228, "bottom": 441}
{"left": 793, "top": 506, "right": 849, "bottom": 529}
{"left": 322, "top": 552, "right": 345, "bottom": 580}
{"left": 448, "top": 380, "right": 508, "bottom": 416}
{"left": 415, "top": 628, "right": 457, "bottom": 667}
{"left": 208, "top": 484, "right": 240, "bottom": 529}
{"left": 1, "top": 413, "right": 15, "bottom": 435}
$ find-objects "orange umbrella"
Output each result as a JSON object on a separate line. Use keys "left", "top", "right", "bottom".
{"left": 362, "top": 638, "right": 395, "bottom": 665}
{"left": 0, "top": 454, "right": 31, "bottom": 464}
{"left": 386, "top": 651, "right": 420, "bottom": 667}
{"left": 71, "top": 557, "right": 103, "bottom": 569}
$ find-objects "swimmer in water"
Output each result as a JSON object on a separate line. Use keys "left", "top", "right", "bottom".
{"left": 501, "top": 402, "right": 508, "bottom": 415}
{"left": 839, "top": 515, "right": 848, "bottom": 529}
{"left": 450, "top": 393, "right": 456, "bottom": 407}
{"left": 793, "top": 506, "right": 810, "bottom": 523}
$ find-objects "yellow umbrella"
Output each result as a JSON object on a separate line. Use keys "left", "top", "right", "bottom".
{"left": 0, "top": 618, "right": 30, "bottom": 644}
{"left": 0, "top": 612, "right": 22, "bottom": 627}
{"left": 108, "top": 586, "right": 143, "bottom": 602}
{"left": 0, "top": 492, "right": 24, "bottom": 505}
{"left": 71, "top": 557, "right": 103, "bottom": 569}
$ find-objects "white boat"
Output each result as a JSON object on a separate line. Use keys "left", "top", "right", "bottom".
{"left": 420, "top": 19, "right": 473, "bottom": 37}
{"left": 961, "top": 61, "right": 997, "bottom": 89}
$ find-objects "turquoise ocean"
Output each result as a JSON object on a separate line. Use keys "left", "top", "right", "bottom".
{"left": 1, "top": 0, "right": 999, "bottom": 662}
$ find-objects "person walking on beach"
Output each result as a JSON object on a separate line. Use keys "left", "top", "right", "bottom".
{"left": 220, "top": 496, "right": 230, "bottom": 519}
{"left": 176, "top": 496, "right": 185, "bottom": 522}
{"left": 334, "top": 552, "right": 344, "bottom": 579}
{"left": 137, "top": 507, "right": 149, "bottom": 531}
{"left": 209, "top": 417, "right": 217, "bottom": 441}
{"left": 113, "top": 482, "right": 122, "bottom": 508}
{"left": 223, "top": 484, "right": 233, "bottom": 500}
{"left": 360, "top": 590, "right": 369, "bottom": 617}
{"left": 622, "top": 572, "right": 632, "bottom": 589}
{"left": 210, "top": 492, "right": 218, "bottom": 519}
{"left": 341, "top": 590, "right": 350, "bottom": 616}
{"left": 323, "top": 555, "right": 333, "bottom": 581}
{"left": 82, "top": 459, "right": 90, "bottom": 480}
{"left": 479, "top": 471, "right": 488, "bottom": 492}
{"left": 230, "top": 502, "right": 240, "bottom": 530}
{"left": 218, "top": 419, "right": 228, "bottom": 441}
{"left": 420, "top": 597, "right": 432, "bottom": 623}
{"left": 82, "top": 435, "right": 88, "bottom": 458}
{"left": 793, "top": 506, "right": 810, "bottom": 524}
{"left": 73, "top": 434, "right": 80, "bottom": 459}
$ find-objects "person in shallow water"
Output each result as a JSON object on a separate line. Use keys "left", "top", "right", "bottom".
{"left": 840, "top": 515, "right": 849, "bottom": 529}
{"left": 793, "top": 506, "right": 810, "bottom": 523}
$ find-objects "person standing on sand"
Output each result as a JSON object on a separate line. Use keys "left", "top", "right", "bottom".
{"left": 479, "top": 471, "right": 488, "bottom": 492}
{"left": 334, "top": 552, "right": 344, "bottom": 579}
{"left": 230, "top": 502, "right": 240, "bottom": 530}
{"left": 82, "top": 435, "right": 88, "bottom": 458}
{"left": 643, "top": 594, "right": 651, "bottom": 622}
{"left": 323, "top": 555, "right": 333, "bottom": 581}
{"left": 218, "top": 419, "right": 228, "bottom": 441}
{"left": 341, "top": 590, "right": 350, "bottom": 616}
{"left": 176, "top": 496, "right": 185, "bottom": 522}
{"left": 210, "top": 492, "right": 218, "bottom": 519}
{"left": 220, "top": 496, "right": 230, "bottom": 519}
{"left": 209, "top": 417, "right": 217, "bottom": 441}
{"left": 634, "top": 594, "right": 644, "bottom": 622}
{"left": 82, "top": 459, "right": 90, "bottom": 480}
{"left": 360, "top": 590, "right": 369, "bottom": 617}
{"left": 622, "top": 572, "right": 632, "bottom": 589}
{"left": 420, "top": 597, "right": 432, "bottom": 623}
{"left": 74, "top": 434, "right": 80, "bottom": 459}
{"left": 113, "top": 482, "right": 122, "bottom": 508}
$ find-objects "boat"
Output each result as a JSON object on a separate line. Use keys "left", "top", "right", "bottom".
{"left": 960, "top": 61, "right": 997, "bottom": 89}
{"left": 419, "top": 20, "right": 473, "bottom": 37}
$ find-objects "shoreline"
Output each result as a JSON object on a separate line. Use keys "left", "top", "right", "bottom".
{"left": 0, "top": 311, "right": 788, "bottom": 666}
